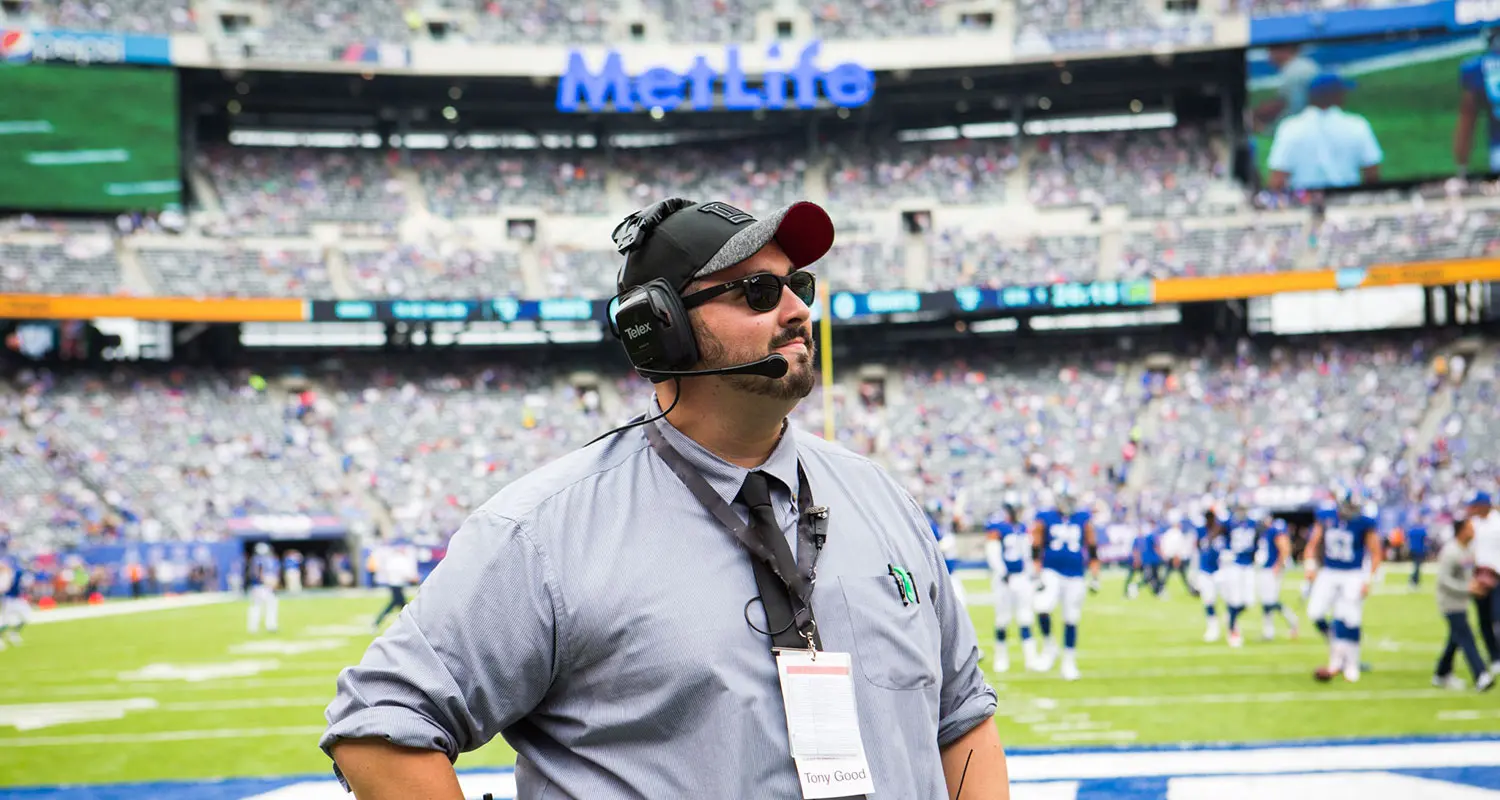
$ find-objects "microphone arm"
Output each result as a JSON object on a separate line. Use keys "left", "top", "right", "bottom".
{"left": 581, "top": 356, "right": 790, "bottom": 448}
{"left": 636, "top": 354, "right": 789, "bottom": 380}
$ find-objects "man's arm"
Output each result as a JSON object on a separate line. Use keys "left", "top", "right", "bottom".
{"left": 942, "top": 717, "right": 1008, "bottom": 799}
{"left": 321, "top": 510, "right": 562, "bottom": 794}
{"left": 1456, "top": 89, "right": 1479, "bottom": 175}
{"left": 899, "top": 492, "right": 1000, "bottom": 795}
{"left": 1274, "top": 532, "right": 1291, "bottom": 572}
{"left": 330, "top": 740, "right": 463, "bottom": 800}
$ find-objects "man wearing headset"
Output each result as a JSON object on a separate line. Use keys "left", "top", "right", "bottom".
{"left": 321, "top": 198, "right": 1006, "bottom": 799}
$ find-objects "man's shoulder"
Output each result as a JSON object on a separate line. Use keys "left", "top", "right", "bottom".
{"left": 795, "top": 429, "right": 903, "bottom": 485}
{"left": 473, "top": 433, "right": 651, "bottom": 525}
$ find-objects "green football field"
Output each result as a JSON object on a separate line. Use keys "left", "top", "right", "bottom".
{"left": 0, "top": 567, "right": 1493, "bottom": 788}
{"left": 0, "top": 62, "right": 180, "bottom": 213}
{"left": 1250, "top": 49, "right": 1491, "bottom": 185}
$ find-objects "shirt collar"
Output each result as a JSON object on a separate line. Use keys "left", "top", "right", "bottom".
{"left": 649, "top": 397, "right": 801, "bottom": 506}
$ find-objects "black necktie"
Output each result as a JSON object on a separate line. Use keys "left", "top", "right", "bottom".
{"left": 739, "top": 470, "right": 813, "bottom": 649}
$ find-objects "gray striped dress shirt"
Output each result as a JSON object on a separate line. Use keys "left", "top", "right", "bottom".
{"left": 320, "top": 404, "right": 998, "bottom": 798}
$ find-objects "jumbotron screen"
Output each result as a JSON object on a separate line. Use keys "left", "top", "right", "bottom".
{"left": 1247, "top": 30, "right": 1496, "bottom": 191}
{"left": 0, "top": 62, "right": 181, "bottom": 212}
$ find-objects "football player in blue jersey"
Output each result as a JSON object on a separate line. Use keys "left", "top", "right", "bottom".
{"left": 1406, "top": 512, "right": 1429, "bottom": 589}
{"left": 1030, "top": 489, "right": 1099, "bottom": 680}
{"left": 985, "top": 504, "right": 1039, "bottom": 672}
{"left": 246, "top": 542, "right": 281, "bottom": 634}
{"left": 1222, "top": 501, "right": 1261, "bottom": 648}
{"left": 1256, "top": 514, "right": 1300, "bottom": 641}
{"left": 1305, "top": 490, "right": 1383, "bottom": 682}
{"left": 1455, "top": 28, "right": 1500, "bottom": 179}
{"left": 1197, "top": 510, "right": 1229, "bottom": 642}
{"left": 0, "top": 547, "right": 31, "bottom": 649}
{"left": 1126, "top": 525, "right": 1164, "bottom": 599}
{"left": 927, "top": 500, "right": 968, "bottom": 608}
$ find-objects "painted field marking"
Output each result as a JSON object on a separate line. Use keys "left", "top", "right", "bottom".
{"left": 1, "top": 724, "right": 329, "bottom": 747}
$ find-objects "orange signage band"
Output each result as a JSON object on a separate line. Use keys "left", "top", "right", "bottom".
{"left": 1151, "top": 259, "right": 1500, "bottom": 304}
{"left": 0, "top": 295, "right": 307, "bottom": 322}
{"left": 3, "top": 259, "right": 1498, "bottom": 323}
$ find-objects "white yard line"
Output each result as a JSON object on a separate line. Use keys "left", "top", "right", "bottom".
{"left": 29, "top": 593, "right": 236, "bottom": 625}
{"left": 1045, "top": 687, "right": 1456, "bottom": 708}
{"left": 991, "top": 661, "right": 1432, "bottom": 681}
{"left": 1439, "top": 709, "right": 1500, "bottom": 721}
{"left": 9, "top": 675, "right": 337, "bottom": 699}
{"left": 158, "top": 697, "right": 332, "bottom": 712}
{"left": 1, "top": 725, "right": 329, "bottom": 747}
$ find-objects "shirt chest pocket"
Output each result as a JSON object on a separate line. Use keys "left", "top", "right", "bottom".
{"left": 838, "top": 575, "right": 941, "bottom": 691}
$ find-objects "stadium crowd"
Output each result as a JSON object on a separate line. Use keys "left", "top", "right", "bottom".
{"left": 7, "top": 0, "right": 1324, "bottom": 55}
{"left": 3, "top": 337, "right": 1493, "bottom": 560}
{"left": 8, "top": 131, "right": 1500, "bottom": 300}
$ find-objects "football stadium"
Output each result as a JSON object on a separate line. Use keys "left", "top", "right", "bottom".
{"left": 2, "top": 0, "right": 1500, "bottom": 798}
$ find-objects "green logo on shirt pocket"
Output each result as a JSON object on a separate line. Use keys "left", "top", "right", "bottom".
{"left": 888, "top": 564, "right": 920, "bottom": 606}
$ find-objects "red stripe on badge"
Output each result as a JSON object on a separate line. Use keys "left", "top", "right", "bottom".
{"left": 785, "top": 665, "right": 849, "bottom": 675}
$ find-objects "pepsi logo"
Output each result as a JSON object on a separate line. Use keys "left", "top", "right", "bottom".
{"left": 0, "top": 29, "right": 32, "bottom": 62}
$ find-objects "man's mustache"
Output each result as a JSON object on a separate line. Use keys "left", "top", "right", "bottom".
{"left": 770, "top": 328, "right": 813, "bottom": 350}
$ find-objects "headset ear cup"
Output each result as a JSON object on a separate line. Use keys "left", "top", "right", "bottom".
{"left": 646, "top": 281, "right": 699, "bottom": 370}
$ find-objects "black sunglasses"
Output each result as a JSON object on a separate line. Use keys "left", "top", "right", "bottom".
{"left": 681, "top": 271, "right": 816, "bottom": 313}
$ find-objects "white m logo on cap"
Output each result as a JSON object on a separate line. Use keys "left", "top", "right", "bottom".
{"left": 699, "top": 202, "right": 753, "bottom": 224}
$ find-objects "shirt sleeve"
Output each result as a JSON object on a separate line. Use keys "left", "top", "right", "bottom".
{"left": 319, "top": 509, "right": 568, "bottom": 788}
{"left": 904, "top": 495, "right": 997, "bottom": 747}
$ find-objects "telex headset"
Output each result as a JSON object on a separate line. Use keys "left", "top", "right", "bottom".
{"left": 607, "top": 198, "right": 788, "bottom": 383}
{"left": 586, "top": 199, "right": 789, "bottom": 447}
{"left": 609, "top": 198, "right": 701, "bottom": 382}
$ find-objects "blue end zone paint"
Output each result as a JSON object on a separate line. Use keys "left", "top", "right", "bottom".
{"left": 1003, "top": 731, "right": 1500, "bottom": 757}
{"left": 6, "top": 738, "right": 1500, "bottom": 799}
{"left": 1075, "top": 777, "right": 1174, "bottom": 799}
{"left": 1396, "top": 766, "right": 1500, "bottom": 792}
{"left": 0, "top": 774, "right": 315, "bottom": 800}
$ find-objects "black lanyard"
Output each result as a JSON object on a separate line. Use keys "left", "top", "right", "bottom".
{"left": 644, "top": 420, "right": 828, "bottom": 648}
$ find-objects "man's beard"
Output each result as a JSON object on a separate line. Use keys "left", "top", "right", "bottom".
{"left": 695, "top": 322, "right": 817, "bottom": 402}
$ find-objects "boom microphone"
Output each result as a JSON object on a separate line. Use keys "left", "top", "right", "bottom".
{"left": 582, "top": 355, "right": 791, "bottom": 448}
{"left": 635, "top": 354, "right": 789, "bottom": 380}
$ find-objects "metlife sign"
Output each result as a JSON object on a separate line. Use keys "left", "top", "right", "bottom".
{"left": 555, "top": 41, "right": 874, "bottom": 113}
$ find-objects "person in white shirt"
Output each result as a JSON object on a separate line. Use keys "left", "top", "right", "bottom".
{"left": 1266, "top": 72, "right": 1383, "bottom": 192}
{"left": 371, "top": 542, "right": 418, "bottom": 631}
{"left": 1464, "top": 492, "right": 1500, "bottom": 668}
{"left": 1250, "top": 44, "right": 1320, "bottom": 134}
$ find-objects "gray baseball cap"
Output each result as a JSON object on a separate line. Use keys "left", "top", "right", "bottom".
{"left": 614, "top": 198, "right": 835, "bottom": 294}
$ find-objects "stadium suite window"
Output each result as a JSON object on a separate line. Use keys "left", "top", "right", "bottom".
{"left": 959, "top": 12, "right": 994, "bottom": 30}
{"left": 1163, "top": 0, "right": 1197, "bottom": 12}
{"left": 218, "top": 12, "right": 252, "bottom": 34}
